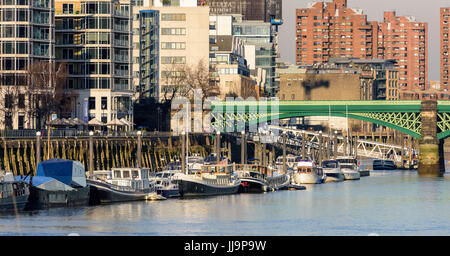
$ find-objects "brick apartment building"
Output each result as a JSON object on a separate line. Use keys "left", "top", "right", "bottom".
{"left": 441, "top": 7, "right": 450, "bottom": 90}
{"left": 295, "top": 0, "right": 427, "bottom": 91}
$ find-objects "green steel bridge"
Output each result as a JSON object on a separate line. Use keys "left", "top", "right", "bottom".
{"left": 211, "top": 100, "right": 450, "bottom": 140}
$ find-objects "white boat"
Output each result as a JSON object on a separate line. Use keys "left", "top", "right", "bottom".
{"left": 293, "top": 160, "right": 326, "bottom": 184}
{"left": 187, "top": 156, "right": 205, "bottom": 171}
{"left": 321, "top": 160, "right": 344, "bottom": 183}
{"left": 149, "top": 168, "right": 181, "bottom": 198}
{"left": 87, "top": 167, "right": 156, "bottom": 204}
{"left": 336, "top": 157, "right": 361, "bottom": 180}
{"left": 275, "top": 155, "right": 305, "bottom": 171}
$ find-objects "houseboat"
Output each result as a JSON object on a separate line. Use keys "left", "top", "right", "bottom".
{"left": 172, "top": 164, "right": 240, "bottom": 197}
{"left": 87, "top": 167, "right": 156, "bottom": 204}
{"left": 17, "top": 159, "right": 90, "bottom": 209}
{"left": 0, "top": 171, "right": 30, "bottom": 211}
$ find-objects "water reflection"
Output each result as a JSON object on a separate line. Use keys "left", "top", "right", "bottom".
{"left": 0, "top": 169, "right": 448, "bottom": 235}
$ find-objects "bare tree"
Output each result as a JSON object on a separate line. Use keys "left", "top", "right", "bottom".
{"left": 0, "top": 84, "right": 22, "bottom": 129}
{"left": 160, "top": 59, "right": 220, "bottom": 102}
{"left": 160, "top": 62, "right": 190, "bottom": 103}
{"left": 26, "top": 61, "right": 72, "bottom": 129}
{"left": 185, "top": 59, "right": 220, "bottom": 101}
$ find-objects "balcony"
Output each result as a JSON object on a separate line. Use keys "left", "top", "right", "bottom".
{"left": 114, "top": 10, "right": 129, "bottom": 17}
{"left": 114, "top": 54, "right": 129, "bottom": 62}
{"left": 114, "top": 69, "right": 129, "bottom": 77}
{"left": 114, "top": 24, "right": 129, "bottom": 32}
{"left": 114, "top": 40, "right": 128, "bottom": 47}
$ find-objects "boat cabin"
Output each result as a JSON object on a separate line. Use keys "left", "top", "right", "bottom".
{"left": 200, "top": 165, "right": 234, "bottom": 175}
{"left": 110, "top": 168, "right": 152, "bottom": 190}
{"left": 0, "top": 181, "right": 29, "bottom": 199}
{"left": 90, "top": 170, "right": 112, "bottom": 180}
{"left": 111, "top": 168, "right": 150, "bottom": 180}
{"left": 336, "top": 157, "right": 359, "bottom": 169}
{"left": 295, "top": 160, "right": 323, "bottom": 175}
{"left": 322, "top": 160, "right": 339, "bottom": 169}
{"left": 164, "top": 162, "right": 182, "bottom": 171}
{"left": 296, "top": 160, "right": 315, "bottom": 168}
{"left": 276, "top": 155, "right": 302, "bottom": 164}
{"left": 234, "top": 165, "right": 269, "bottom": 179}
{"left": 298, "top": 166, "right": 323, "bottom": 176}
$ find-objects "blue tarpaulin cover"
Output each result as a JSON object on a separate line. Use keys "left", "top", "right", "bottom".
{"left": 17, "top": 176, "right": 55, "bottom": 187}
{"left": 36, "top": 159, "right": 75, "bottom": 186}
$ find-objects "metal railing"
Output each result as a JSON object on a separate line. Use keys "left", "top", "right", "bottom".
{"left": 0, "top": 129, "right": 174, "bottom": 139}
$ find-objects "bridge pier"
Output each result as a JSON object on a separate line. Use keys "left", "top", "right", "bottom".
{"left": 418, "top": 100, "right": 445, "bottom": 177}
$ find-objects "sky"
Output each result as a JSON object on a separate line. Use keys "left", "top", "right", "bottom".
{"left": 279, "top": 0, "right": 450, "bottom": 82}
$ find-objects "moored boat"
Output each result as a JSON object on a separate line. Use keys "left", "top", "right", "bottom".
{"left": 17, "top": 159, "right": 90, "bottom": 209}
{"left": 265, "top": 167, "right": 291, "bottom": 190}
{"left": 235, "top": 165, "right": 273, "bottom": 193}
{"left": 149, "top": 169, "right": 181, "bottom": 198}
{"left": 87, "top": 167, "right": 155, "bottom": 204}
{"left": 321, "top": 160, "right": 344, "bottom": 183}
{"left": 336, "top": 157, "right": 361, "bottom": 180}
{"left": 293, "top": 160, "right": 326, "bottom": 184}
{"left": 173, "top": 164, "right": 240, "bottom": 197}
{"left": 0, "top": 171, "right": 30, "bottom": 211}
{"left": 275, "top": 155, "right": 304, "bottom": 171}
{"left": 373, "top": 159, "right": 397, "bottom": 170}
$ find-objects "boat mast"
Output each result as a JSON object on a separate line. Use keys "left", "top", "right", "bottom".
{"left": 346, "top": 104, "right": 349, "bottom": 156}
{"left": 185, "top": 102, "right": 189, "bottom": 175}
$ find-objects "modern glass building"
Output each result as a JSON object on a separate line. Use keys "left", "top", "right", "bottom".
{"left": 55, "top": 0, "right": 134, "bottom": 125}
{"left": 232, "top": 20, "right": 278, "bottom": 96}
{"left": 138, "top": 9, "right": 159, "bottom": 99}
{"left": 0, "top": 0, "right": 55, "bottom": 129}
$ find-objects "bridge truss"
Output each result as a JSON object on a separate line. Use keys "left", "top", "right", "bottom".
{"left": 210, "top": 100, "right": 450, "bottom": 140}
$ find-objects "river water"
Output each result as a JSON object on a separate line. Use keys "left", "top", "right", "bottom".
{"left": 0, "top": 164, "right": 449, "bottom": 236}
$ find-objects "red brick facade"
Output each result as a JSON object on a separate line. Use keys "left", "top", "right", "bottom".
{"left": 441, "top": 8, "right": 450, "bottom": 90}
{"left": 296, "top": 0, "right": 427, "bottom": 91}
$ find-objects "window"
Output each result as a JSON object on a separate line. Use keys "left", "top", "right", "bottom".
{"left": 161, "top": 28, "right": 186, "bottom": 35}
{"left": 88, "top": 97, "right": 95, "bottom": 110}
{"left": 114, "top": 170, "right": 121, "bottom": 178}
{"left": 2, "top": 8, "right": 14, "bottom": 21}
{"left": 2, "top": 58, "right": 14, "bottom": 70}
{"left": 101, "top": 97, "right": 107, "bottom": 110}
{"left": 161, "top": 42, "right": 185, "bottom": 50}
{"left": 4, "top": 113, "right": 12, "bottom": 130}
{"left": 161, "top": 56, "right": 185, "bottom": 64}
{"left": 63, "top": 4, "right": 73, "bottom": 14}
{"left": 101, "top": 113, "right": 107, "bottom": 124}
{"left": 18, "top": 115, "right": 24, "bottom": 130}
{"left": 99, "top": 48, "right": 110, "bottom": 59}
{"left": 99, "top": 2, "right": 109, "bottom": 14}
{"left": 2, "top": 25, "right": 14, "bottom": 37}
{"left": 4, "top": 94, "right": 13, "bottom": 108}
{"left": 17, "top": 9, "right": 28, "bottom": 22}
{"left": 2, "top": 42, "right": 14, "bottom": 54}
{"left": 16, "top": 58, "right": 26, "bottom": 70}
{"left": 122, "top": 171, "right": 130, "bottom": 178}
{"left": 18, "top": 94, "right": 25, "bottom": 108}
{"left": 161, "top": 13, "right": 185, "bottom": 21}
{"left": 63, "top": 49, "right": 73, "bottom": 59}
